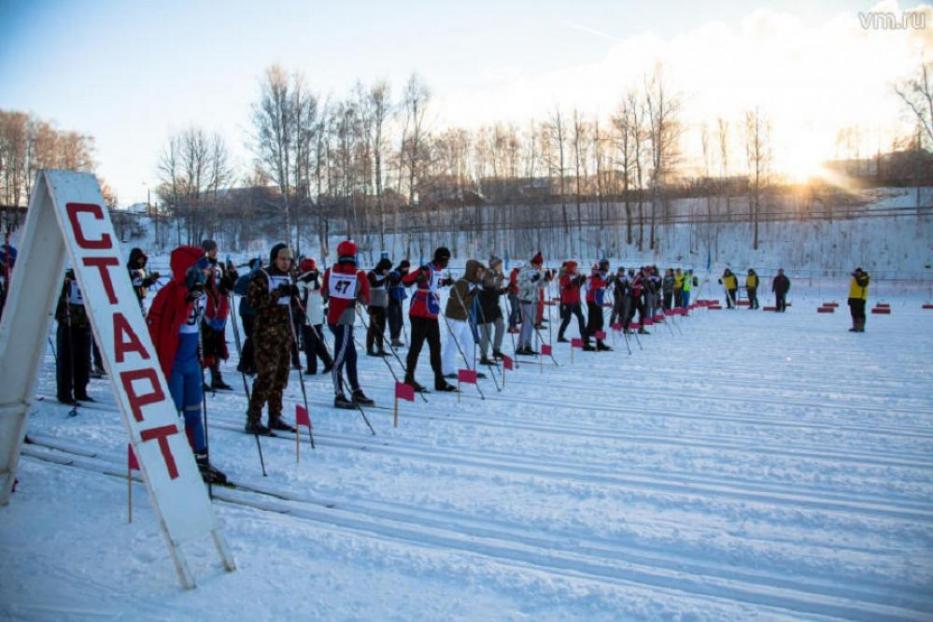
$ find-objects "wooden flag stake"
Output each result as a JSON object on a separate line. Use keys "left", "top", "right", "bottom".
{"left": 394, "top": 394, "right": 399, "bottom": 428}
{"left": 295, "top": 426, "right": 300, "bottom": 464}
{"left": 127, "top": 461, "right": 132, "bottom": 524}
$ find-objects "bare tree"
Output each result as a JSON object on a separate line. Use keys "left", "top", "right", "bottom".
{"left": 745, "top": 107, "right": 771, "bottom": 250}
{"left": 644, "top": 65, "right": 681, "bottom": 252}
{"left": 895, "top": 60, "right": 933, "bottom": 150}
{"left": 252, "top": 64, "right": 297, "bottom": 248}
{"left": 400, "top": 74, "right": 431, "bottom": 257}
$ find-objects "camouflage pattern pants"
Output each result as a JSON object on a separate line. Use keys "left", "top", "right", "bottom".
{"left": 247, "top": 326, "right": 291, "bottom": 423}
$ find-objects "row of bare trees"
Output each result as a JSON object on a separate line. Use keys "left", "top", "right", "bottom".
{"left": 152, "top": 59, "right": 932, "bottom": 256}
{"left": 0, "top": 110, "right": 103, "bottom": 215}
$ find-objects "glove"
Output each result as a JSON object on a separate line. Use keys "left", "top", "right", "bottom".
{"left": 275, "top": 283, "right": 297, "bottom": 298}
{"left": 416, "top": 270, "right": 428, "bottom": 283}
{"left": 185, "top": 288, "right": 203, "bottom": 303}
{"left": 531, "top": 273, "right": 541, "bottom": 282}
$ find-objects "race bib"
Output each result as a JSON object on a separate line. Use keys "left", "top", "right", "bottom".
{"left": 68, "top": 281, "right": 84, "bottom": 305}
{"left": 180, "top": 293, "right": 205, "bottom": 335}
{"left": 329, "top": 272, "right": 358, "bottom": 300}
{"left": 268, "top": 274, "right": 291, "bottom": 305}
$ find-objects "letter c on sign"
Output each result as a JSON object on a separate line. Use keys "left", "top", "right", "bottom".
{"left": 66, "top": 203, "right": 112, "bottom": 249}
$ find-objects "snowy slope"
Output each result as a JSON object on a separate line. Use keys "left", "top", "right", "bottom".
{"left": 1, "top": 285, "right": 932, "bottom": 621}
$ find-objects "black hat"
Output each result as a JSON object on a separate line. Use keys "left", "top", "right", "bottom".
{"left": 433, "top": 247, "right": 451, "bottom": 262}
{"left": 201, "top": 239, "right": 218, "bottom": 253}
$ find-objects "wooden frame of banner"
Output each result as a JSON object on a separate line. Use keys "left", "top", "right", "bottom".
{"left": 0, "top": 170, "right": 234, "bottom": 589}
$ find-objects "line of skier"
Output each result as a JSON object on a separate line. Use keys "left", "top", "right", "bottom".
{"left": 37, "top": 236, "right": 871, "bottom": 485}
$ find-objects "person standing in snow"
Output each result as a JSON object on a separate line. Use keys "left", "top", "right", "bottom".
{"left": 557, "top": 260, "right": 587, "bottom": 343}
{"left": 234, "top": 258, "right": 261, "bottom": 375}
{"left": 127, "top": 247, "right": 160, "bottom": 310}
{"left": 366, "top": 257, "right": 393, "bottom": 357}
{"left": 146, "top": 245, "right": 227, "bottom": 484}
{"left": 682, "top": 269, "right": 695, "bottom": 308}
{"left": 55, "top": 270, "right": 92, "bottom": 405}
{"left": 608, "top": 266, "right": 628, "bottom": 328}
{"left": 441, "top": 259, "right": 486, "bottom": 378}
{"left": 199, "top": 241, "right": 235, "bottom": 392}
{"left": 746, "top": 269, "right": 760, "bottom": 309}
{"left": 662, "top": 268, "right": 675, "bottom": 310}
{"left": 720, "top": 268, "right": 738, "bottom": 309}
{"left": 401, "top": 247, "right": 456, "bottom": 393}
{"left": 507, "top": 265, "right": 522, "bottom": 331}
{"left": 323, "top": 240, "right": 374, "bottom": 409}
{"left": 296, "top": 258, "right": 333, "bottom": 375}
{"left": 386, "top": 259, "right": 410, "bottom": 348}
{"left": 244, "top": 243, "right": 299, "bottom": 435}
{"left": 772, "top": 268, "right": 790, "bottom": 312}
{"left": 477, "top": 255, "right": 507, "bottom": 364}
{"left": 584, "top": 260, "right": 612, "bottom": 351}
{"left": 516, "top": 252, "right": 548, "bottom": 355}
{"left": 847, "top": 267, "right": 870, "bottom": 333}
{"left": 673, "top": 268, "right": 684, "bottom": 308}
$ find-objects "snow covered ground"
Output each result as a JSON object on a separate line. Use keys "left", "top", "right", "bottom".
{"left": 2, "top": 284, "right": 932, "bottom": 621}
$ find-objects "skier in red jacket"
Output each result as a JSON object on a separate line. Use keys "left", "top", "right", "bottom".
{"left": 322, "top": 240, "right": 373, "bottom": 409}
{"left": 401, "top": 246, "right": 456, "bottom": 393}
{"left": 146, "top": 246, "right": 227, "bottom": 484}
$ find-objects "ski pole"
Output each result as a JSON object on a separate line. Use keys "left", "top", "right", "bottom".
{"left": 453, "top": 281, "right": 502, "bottom": 392}
{"left": 196, "top": 322, "right": 214, "bottom": 499}
{"left": 228, "top": 293, "right": 266, "bottom": 477}
{"left": 356, "top": 303, "right": 428, "bottom": 403}
{"left": 440, "top": 309, "right": 485, "bottom": 400}
{"left": 286, "top": 295, "right": 315, "bottom": 449}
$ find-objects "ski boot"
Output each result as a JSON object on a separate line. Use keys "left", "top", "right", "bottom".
{"left": 244, "top": 420, "right": 275, "bottom": 437}
{"left": 492, "top": 350, "right": 505, "bottom": 360}
{"left": 596, "top": 341, "right": 613, "bottom": 352}
{"left": 352, "top": 389, "right": 375, "bottom": 406}
{"left": 405, "top": 378, "right": 428, "bottom": 393}
{"left": 195, "top": 453, "right": 228, "bottom": 485}
{"left": 268, "top": 416, "right": 296, "bottom": 433}
{"left": 435, "top": 380, "right": 458, "bottom": 392}
{"left": 334, "top": 393, "right": 356, "bottom": 410}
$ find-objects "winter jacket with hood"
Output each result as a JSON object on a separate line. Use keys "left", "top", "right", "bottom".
{"left": 479, "top": 257, "right": 506, "bottom": 321}
{"left": 517, "top": 263, "right": 546, "bottom": 303}
{"left": 146, "top": 246, "right": 204, "bottom": 378}
{"left": 558, "top": 262, "right": 585, "bottom": 305}
{"left": 445, "top": 259, "right": 485, "bottom": 321}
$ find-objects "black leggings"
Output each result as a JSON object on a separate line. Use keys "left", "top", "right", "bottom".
{"left": 406, "top": 316, "right": 443, "bottom": 385}
{"left": 302, "top": 323, "right": 333, "bottom": 373}
{"left": 367, "top": 306, "right": 387, "bottom": 352}
{"left": 387, "top": 300, "right": 404, "bottom": 340}
{"left": 558, "top": 303, "right": 586, "bottom": 339}
{"left": 585, "top": 301, "right": 605, "bottom": 344}
{"left": 329, "top": 323, "right": 359, "bottom": 396}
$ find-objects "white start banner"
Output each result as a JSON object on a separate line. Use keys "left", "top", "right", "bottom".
{"left": 0, "top": 170, "right": 234, "bottom": 589}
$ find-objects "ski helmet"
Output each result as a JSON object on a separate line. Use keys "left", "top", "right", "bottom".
{"left": 337, "top": 240, "right": 358, "bottom": 263}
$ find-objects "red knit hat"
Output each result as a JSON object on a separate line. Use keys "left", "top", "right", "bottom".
{"left": 531, "top": 252, "right": 544, "bottom": 266}
{"left": 299, "top": 258, "right": 317, "bottom": 272}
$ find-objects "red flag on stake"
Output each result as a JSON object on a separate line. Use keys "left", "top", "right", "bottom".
{"left": 595, "top": 330, "right": 607, "bottom": 341}
{"left": 643, "top": 318, "right": 653, "bottom": 326}
{"left": 458, "top": 369, "right": 478, "bottom": 384}
{"left": 502, "top": 355, "right": 514, "bottom": 370}
{"left": 570, "top": 338, "right": 583, "bottom": 348}
{"left": 295, "top": 404, "right": 312, "bottom": 428}
{"left": 611, "top": 322, "right": 622, "bottom": 332}
{"left": 541, "top": 344, "right": 552, "bottom": 356}
{"left": 395, "top": 381, "right": 415, "bottom": 402}
{"left": 295, "top": 404, "right": 314, "bottom": 462}
{"left": 128, "top": 444, "right": 140, "bottom": 471}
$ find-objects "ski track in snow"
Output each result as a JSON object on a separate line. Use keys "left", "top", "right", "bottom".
{"left": 2, "top": 289, "right": 933, "bottom": 621}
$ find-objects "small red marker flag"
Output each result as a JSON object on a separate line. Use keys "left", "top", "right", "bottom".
{"left": 458, "top": 369, "right": 478, "bottom": 384}
{"left": 643, "top": 318, "right": 653, "bottom": 326}
{"left": 571, "top": 338, "right": 583, "bottom": 348}
{"left": 541, "top": 344, "right": 552, "bottom": 356}
{"left": 502, "top": 355, "right": 514, "bottom": 370}
{"left": 128, "top": 444, "right": 139, "bottom": 471}
{"left": 611, "top": 322, "right": 622, "bottom": 331}
{"left": 295, "top": 404, "right": 312, "bottom": 428}
{"left": 395, "top": 381, "right": 415, "bottom": 402}
{"left": 595, "top": 330, "right": 607, "bottom": 340}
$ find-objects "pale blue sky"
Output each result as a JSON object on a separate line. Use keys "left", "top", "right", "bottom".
{"left": 0, "top": 0, "right": 916, "bottom": 204}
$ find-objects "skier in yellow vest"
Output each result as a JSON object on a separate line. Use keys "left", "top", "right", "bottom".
{"left": 847, "top": 267, "right": 870, "bottom": 332}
